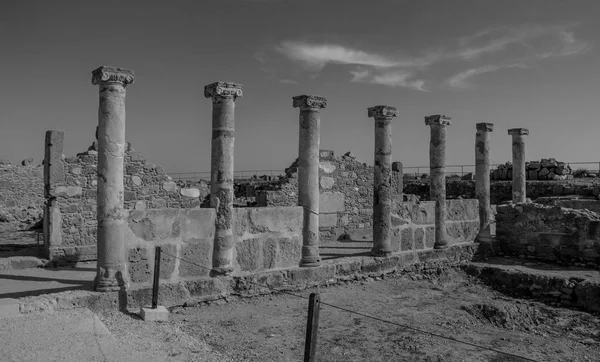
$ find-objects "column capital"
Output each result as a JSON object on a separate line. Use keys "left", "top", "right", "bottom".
{"left": 204, "top": 82, "right": 243, "bottom": 100}
{"left": 476, "top": 122, "right": 494, "bottom": 132}
{"left": 292, "top": 95, "right": 327, "bottom": 109}
{"left": 425, "top": 114, "right": 452, "bottom": 126}
{"left": 368, "top": 105, "right": 398, "bottom": 119}
{"left": 508, "top": 128, "right": 529, "bottom": 136}
{"left": 91, "top": 66, "right": 134, "bottom": 86}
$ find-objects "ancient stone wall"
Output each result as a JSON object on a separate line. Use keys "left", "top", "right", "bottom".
{"left": 390, "top": 199, "right": 480, "bottom": 252}
{"left": 490, "top": 158, "right": 574, "bottom": 181}
{"left": 404, "top": 179, "right": 600, "bottom": 205}
{"left": 256, "top": 150, "right": 401, "bottom": 242}
{"left": 495, "top": 203, "right": 600, "bottom": 267}
{"left": 0, "top": 161, "right": 44, "bottom": 231}
{"left": 44, "top": 131, "right": 209, "bottom": 262}
{"left": 125, "top": 206, "right": 303, "bottom": 289}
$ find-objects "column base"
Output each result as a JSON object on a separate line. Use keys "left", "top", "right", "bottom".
{"left": 370, "top": 247, "right": 393, "bottom": 257}
{"left": 210, "top": 266, "right": 234, "bottom": 277}
{"left": 94, "top": 267, "right": 127, "bottom": 292}
{"left": 433, "top": 241, "right": 449, "bottom": 250}
{"left": 300, "top": 259, "right": 321, "bottom": 268}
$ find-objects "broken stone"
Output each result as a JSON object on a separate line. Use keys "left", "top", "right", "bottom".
{"left": 180, "top": 188, "right": 200, "bottom": 198}
{"left": 162, "top": 181, "right": 177, "bottom": 192}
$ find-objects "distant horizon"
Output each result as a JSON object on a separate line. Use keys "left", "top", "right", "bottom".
{"left": 2, "top": 0, "right": 599, "bottom": 174}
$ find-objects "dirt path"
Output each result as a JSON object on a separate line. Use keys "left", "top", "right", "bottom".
{"left": 96, "top": 270, "right": 599, "bottom": 361}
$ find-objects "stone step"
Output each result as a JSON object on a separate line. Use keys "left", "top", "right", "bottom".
{"left": 0, "top": 298, "right": 20, "bottom": 318}
{"left": 0, "top": 256, "right": 47, "bottom": 271}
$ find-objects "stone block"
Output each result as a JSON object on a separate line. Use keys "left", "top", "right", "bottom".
{"left": 446, "top": 199, "right": 478, "bottom": 221}
{"left": 131, "top": 175, "right": 142, "bottom": 186}
{"left": 320, "top": 192, "right": 345, "bottom": 213}
{"left": 128, "top": 247, "right": 151, "bottom": 283}
{"left": 319, "top": 149, "right": 334, "bottom": 160}
{"left": 140, "top": 306, "right": 169, "bottom": 322}
{"left": 44, "top": 130, "right": 65, "bottom": 188}
{"left": 320, "top": 176, "right": 335, "bottom": 189}
{"left": 180, "top": 188, "right": 200, "bottom": 198}
{"left": 425, "top": 226, "right": 435, "bottom": 248}
{"left": 319, "top": 213, "right": 338, "bottom": 227}
{"left": 52, "top": 186, "right": 83, "bottom": 198}
{"left": 410, "top": 202, "right": 435, "bottom": 224}
{"left": 391, "top": 228, "right": 400, "bottom": 252}
{"left": 528, "top": 170, "right": 538, "bottom": 180}
{"left": 236, "top": 238, "right": 262, "bottom": 272}
{"left": 401, "top": 228, "right": 414, "bottom": 251}
{"left": 185, "top": 277, "right": 226, "bottom": 297}
{"left": 319, "top": 161, "right": 336, "bottom": 174}
{"left": 159, "top": 244, "right": 177, "bottom": 280}
{"left": 414, "top": 228, "right": 425, "bottom": 250}
{"left": 276, "top": 236, "right": 302, "bottom": 268}
{"left": 245, "top": 207, "right": 303, "bottom": 233}
{"left": 179, "top": 241, "right": 212, "bottom": 277}
{"left": 181, "top": 209, "right": 216, "bottom": 241}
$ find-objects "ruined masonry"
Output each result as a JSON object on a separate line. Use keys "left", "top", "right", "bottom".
{"left": 39, "top": 63, "right": 583, "bottom": 300}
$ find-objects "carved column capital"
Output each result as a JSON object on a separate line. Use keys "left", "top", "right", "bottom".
{"left": 476, "top": 122, "right": 494, "bottom": 132}
{"left": 204, "top": 82, "right": 243, "bottom": 100}
{"left": 425, "top": 114, "right": 452, "bottom": 127}
{"left": 292, "top": 95, "right": 327, "bottom": 110}
{"left": 91, "top": 66, "right": 134, "bottom": 86}
{"left": 368, "top": 105, "right": 398, "bottom": 119}
{"left": 508, "top": 128, "right": 529, "bottom": 136}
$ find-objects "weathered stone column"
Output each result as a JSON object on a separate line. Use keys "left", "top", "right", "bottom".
{"left": 425, "top": 115, "right": 452, "bottom": 249}
{"left": 92, "top": 66, "right": 134, "bottom": 292}
{"left": 204, "top": 82, "right": 243, "bottom": 275}
{"left": 475, "top": 123, "right": 494, "bottom": 243}
{"left": 369, "top": 106, "right": 398, "bottom": 256}
{"left": 293, "top": 95, "right": 327, "bottom": 267}
{"left": 508, "top": 128, "right": 529, "bottom": 204}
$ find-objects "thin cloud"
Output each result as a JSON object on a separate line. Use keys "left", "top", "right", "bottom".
{"left": 279, "top": 79, "right": 298, "bottom": 84}
{"left": 351, "top": 69, "right": 427, "bottom": 92}
{"left": 447, "top": 63, "right": 528, "bottom": 89}
{"left": 452, "top": 24, "right": 589, "bottom": 61}
{"left": 275, "top": 41, "right": 432, "bottom": 71}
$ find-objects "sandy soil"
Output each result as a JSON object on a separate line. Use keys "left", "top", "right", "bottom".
{"left": 96, "top": 270, "right": 599, "bottom": 362}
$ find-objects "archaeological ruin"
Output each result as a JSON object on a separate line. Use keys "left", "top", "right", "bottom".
{"left": 1, "top": 65, "right": 599, "bottom": 313}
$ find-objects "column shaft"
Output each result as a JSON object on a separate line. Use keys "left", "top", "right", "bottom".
{"left": 205, "top": 82, "right": 242, "bottom": 275}
{"left": 426, "top": 115, "right": 452, "bottom": 250}
{"left": 299, "top": 109, "right": 320, "bottom": 265}
{"left": 509, "top": 129, "right": 528, "bottom": 203}
{"left": 475, "top": 123, "right": 493, "bottom": 242}
{"left": 294, "top": 95, "right": 326, "bottom": 267}
{"left": 92, "top": 66, "right": 134, "bottom": 292}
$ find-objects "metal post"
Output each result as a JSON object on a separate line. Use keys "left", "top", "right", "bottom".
{"left": 152, "top": 246, "right": 161, "bottom": 309}
{"left": 304, "top": 292, "right": 321, "bottom": 362}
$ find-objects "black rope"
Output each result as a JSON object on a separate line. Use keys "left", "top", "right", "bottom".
{"left": 161, "top": 252, "right": 538, "bottom": 362}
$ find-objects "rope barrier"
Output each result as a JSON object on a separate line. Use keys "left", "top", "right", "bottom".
{"left": 160, "top": 251, "right": 538, "bottom": 362}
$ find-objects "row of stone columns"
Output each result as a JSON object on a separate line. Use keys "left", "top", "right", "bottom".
{"left": 89, "top": 64, "right": 528, "bottom": 290}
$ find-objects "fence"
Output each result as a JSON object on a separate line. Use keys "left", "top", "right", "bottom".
{"left": 148, "top": 246, "right": 538, "bottom": 361}
{"left": 404, "top": 161, "right": 600, "bottom": 177}
{"left": 170, "top": 162, "right": 600, "bottom": 181}
{"left": 168, "top": 170, "right": 286, "bottom": 182}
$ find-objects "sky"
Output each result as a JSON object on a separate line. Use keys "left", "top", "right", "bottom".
{"left": 1, "top": 0, "right": 599, "bottom": 175}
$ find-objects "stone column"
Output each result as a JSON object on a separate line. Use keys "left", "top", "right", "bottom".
{"left": 368, "top": 106, "right": 398, "bottom": 256}
{"left": 425, "top": 115, "right": 452, "bottom": 249}
{"left": 508, "top": 128, "right": 529, "bottom": 204}
{"left": 91, "top": 66, "right": 134, "bottom": 292}
{"left": 204, "top": 82, "right": 243, "bottom": 275}
{"left": 293, "top": 95, "right": 327, "bottom": 267}
{"left": 475, "top": 123, "right": 494, "bottom": 243}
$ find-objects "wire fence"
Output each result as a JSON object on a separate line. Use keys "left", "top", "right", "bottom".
{"left": 152, "top": 247, "right": 538, "bottom": 362}
{"left": 168, "top": 170, "right": 286, "bottom": 182}
{"left": 170, "top": 162, "right": 600, "bottom": 181}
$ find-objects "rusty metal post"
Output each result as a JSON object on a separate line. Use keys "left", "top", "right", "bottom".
{"left": 304, "top": 291, "right": 321, "bottom": 362}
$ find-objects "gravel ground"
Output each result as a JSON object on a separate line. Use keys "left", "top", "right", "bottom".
{"left": 94, "top": 270, "right": 599, "bottom": 361}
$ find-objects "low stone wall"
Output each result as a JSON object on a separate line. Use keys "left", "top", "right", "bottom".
{"left": 43, "top": 130, "right": 209, "bottom": 262}
{"left": 404, "top": 179, "right": 600, "bottom": 204}
{"left": 495, "top": 203, "right": 600, "bottom": 267}
{"left": 0, "top": 162, "right": 44, "bottom": 231}
{"left": 125, "top": 206, "right": 304, "bottom": 289}
{"left": 391, "top": 199, "right": 480, "bottom": 252}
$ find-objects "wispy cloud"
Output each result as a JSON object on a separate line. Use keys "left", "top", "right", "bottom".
{"left": 275, "top": 41, "right": 417, "bottom": 70}
{"left": 447, "top": 63, "right": 529, "bottom": 89}
{"left": 279, "top": 79, "right": 298, "bottom": 84}
{"left": 351, "top": 69, "right": 427, "bottom": 91}
{"left": 259, "top": 23, "right": 590, "bottom": 91}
